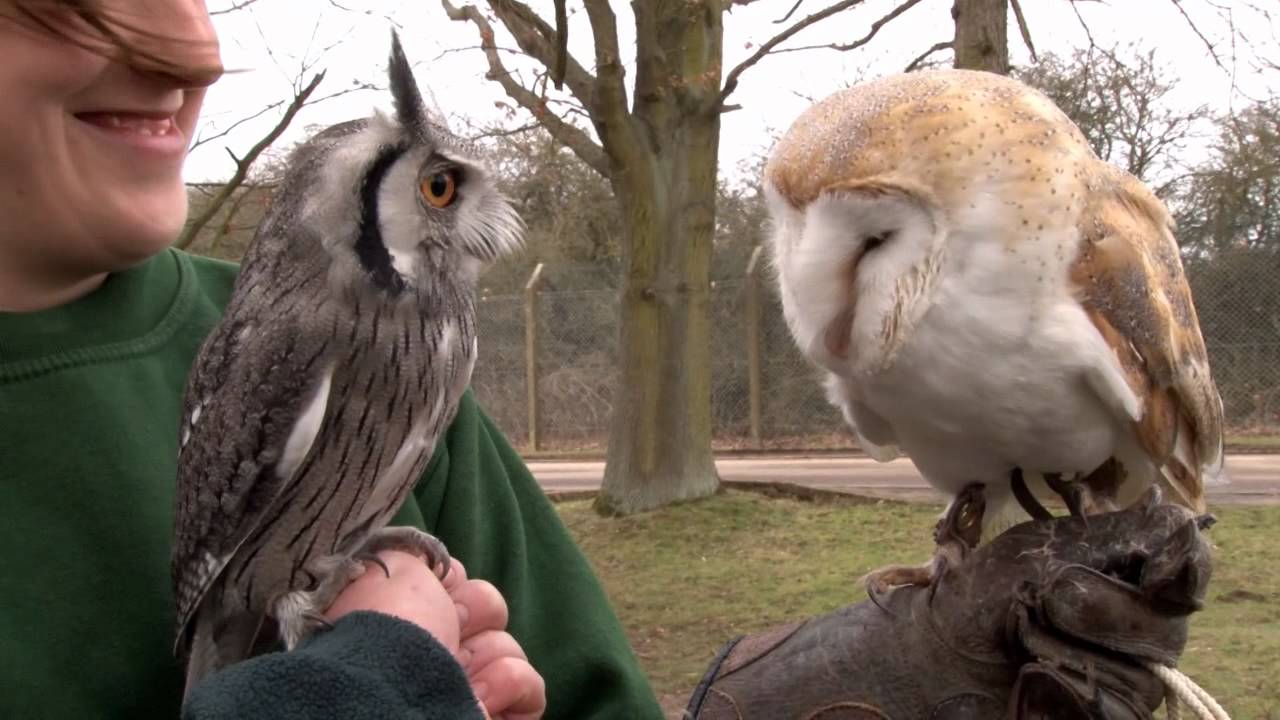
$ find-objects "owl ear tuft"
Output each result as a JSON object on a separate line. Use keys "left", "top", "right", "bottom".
{"left": 388, "top": 30, "right": 428, "bottom": 137}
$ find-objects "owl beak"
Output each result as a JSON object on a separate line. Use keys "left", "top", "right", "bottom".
{"left": 823, "top": 304, "right": 855, "bottom": 362}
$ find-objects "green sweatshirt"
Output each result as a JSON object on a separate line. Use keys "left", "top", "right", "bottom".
{"left": 0, "top": 248, "right": 661, "bottom": 719}
{"left": 183, "top": 612, "right": 484, "bottom": 720}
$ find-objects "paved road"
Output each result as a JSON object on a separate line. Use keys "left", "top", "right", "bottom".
{"left": 528, "top": 454, "right": 1280, "bottom": 505}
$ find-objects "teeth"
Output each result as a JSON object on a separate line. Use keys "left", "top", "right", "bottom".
{"left": 91, "top": 113, "right": 175, "bottom": 135}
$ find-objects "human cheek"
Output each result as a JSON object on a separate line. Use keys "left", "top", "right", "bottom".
{"left": 177, "top": 87, "right": 207, "bottom": 147}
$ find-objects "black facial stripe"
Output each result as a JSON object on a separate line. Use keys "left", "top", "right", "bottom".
{"left": 355, "top": 143, "right": 409, "bottom": 295}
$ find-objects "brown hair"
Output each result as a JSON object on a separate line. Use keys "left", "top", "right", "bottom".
{"left": 0, "top": 1, "right": 223, "bottom": 86}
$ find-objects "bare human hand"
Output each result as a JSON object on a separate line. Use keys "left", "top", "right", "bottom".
{"left": 324, "top": 550, "right": 462, "bottom": 653}
{"left": 323, "top": 551, "right": 546, "bottom": 719}
{"left": 448, "top": 560, "right": 547, "bottom": 720}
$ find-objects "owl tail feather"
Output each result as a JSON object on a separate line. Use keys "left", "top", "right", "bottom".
{"left": 1153, "top": 412, "right": 1219, "bottom": 515}
{"left": 181, "top": 607, "right": 269, "bottom": 702}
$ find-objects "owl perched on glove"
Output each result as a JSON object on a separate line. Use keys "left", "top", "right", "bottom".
{"left": 765, "top": 69, "right": 1225, "bottom": 591}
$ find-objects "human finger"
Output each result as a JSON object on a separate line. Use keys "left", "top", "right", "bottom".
{"left": 469, "top": 655, "right": 546, "bottom": 720}
{"left": 449, "top": 577, "right": 508, "bottom": 639}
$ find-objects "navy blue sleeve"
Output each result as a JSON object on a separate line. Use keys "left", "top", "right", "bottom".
{"left": 182, "top": 611, "right": 484, "bottom": 720}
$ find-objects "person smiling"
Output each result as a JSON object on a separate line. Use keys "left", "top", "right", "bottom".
{"left": 0, "top": 2, "right": 661, "bottom": 719}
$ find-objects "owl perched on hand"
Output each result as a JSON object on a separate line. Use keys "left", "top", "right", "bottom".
{"left": 765, "top": 69, "right": 1225, "bottom": 591}
{"left": 171, "top": 33, "right": 522, "bottom": 695}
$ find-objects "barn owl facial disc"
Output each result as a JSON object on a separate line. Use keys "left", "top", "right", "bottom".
{"left": 765, "top": 69, "right": 1225, "bottom": 539}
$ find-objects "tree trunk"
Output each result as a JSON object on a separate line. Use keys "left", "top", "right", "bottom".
{"left": 952, "top": 0, "right": 1009, "bottom": 74}
{"left": 594, "top": 1, "right": 722, "bottom": 514}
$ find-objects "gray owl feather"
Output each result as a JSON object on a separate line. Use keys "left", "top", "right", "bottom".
{"left": 171, "top": 32, "right": 522, "bottom": 696}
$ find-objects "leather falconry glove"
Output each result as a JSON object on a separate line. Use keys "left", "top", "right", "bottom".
{"left": 685, "top": 488, "right": 1213, "bottom": 720}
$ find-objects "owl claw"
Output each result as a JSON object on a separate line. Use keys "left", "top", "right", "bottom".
{"left": 1043, "top": 473, "right": 1088, "bottom": 522}
{"left": 861, "top": 562, "right": 935, "bottom": 616}
{"left": 353, "top": 552, "right": 391, "bottom": 578}
{"left": 862, "top": 486, "right": 985, "bottom": 613}
{"left": 936, "top": 482, "right": 986, "bottom": 549}
{"left": 1012, "top": 468, "right": 1054, "bottom": 522}
{"left": 353, "top": 526, "right": 452, "bottom": 579}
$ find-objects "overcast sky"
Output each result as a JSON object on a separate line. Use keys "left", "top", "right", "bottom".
{"left": 187, "top": 0, "right": 1279, "bottom": 184}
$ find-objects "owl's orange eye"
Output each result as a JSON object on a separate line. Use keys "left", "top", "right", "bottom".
{"left": 420, "top": 170, "right": 457, "bottom": 208}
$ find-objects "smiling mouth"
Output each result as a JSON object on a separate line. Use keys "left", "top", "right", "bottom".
{"left": 75, "top": 111, "right": 178, "bottom": 137}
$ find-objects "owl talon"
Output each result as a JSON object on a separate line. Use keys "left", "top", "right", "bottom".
{"left": 863, "top": 486, "right": 986, "bottom": 611}
{"left": 936, "top": 482, "right": 987, "bottom": 549}
{"left": 865, "top": 575, "right": 897, "bottom": 617}
{"left": 1012, "top": 468, "right": 1054, "bottom": 522}
{"left": 353, "top": 526, "right": 451, "bottom": 579}
{"left": 353, "top": 552, "right": 391, "bottom": 578}
{"left": 1044, "top": 473, "right": 1088, "bottom": 522}
{"left": 862, "top": 563, "right": 935, "bottom": 615}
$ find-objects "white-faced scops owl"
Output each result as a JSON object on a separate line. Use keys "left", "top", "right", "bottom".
{"left": 171, "top": 32, "right": 522, "bottom": 695}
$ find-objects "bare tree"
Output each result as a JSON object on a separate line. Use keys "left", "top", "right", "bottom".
{"left": 1174, "top": 100, "right": 1280, "bottom": 256}
{"left": 177, "top": 72, "right": 324, "bottom": 250}
{"left": 1015, "top": 45, "right": 1211, "bottom": 195}
{"left": 475, "top": 124, "right": 624, "bottom": 291}
{"left": 442, "top": 0, "right": 919, "bottom": 514}
{"left": 178, "top": 6, "right": 377, "bottom": 251}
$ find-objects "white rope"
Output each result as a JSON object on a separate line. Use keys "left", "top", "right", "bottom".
{"left": 1148, "top": 662, "right": 1231, "bottom": 720}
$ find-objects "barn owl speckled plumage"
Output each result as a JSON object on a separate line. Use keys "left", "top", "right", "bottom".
{"left": 766, "top": 69, "right": 1225, "bottom": 578}
{"left": 171, "top": 33, "right": 521, "bottom": 695}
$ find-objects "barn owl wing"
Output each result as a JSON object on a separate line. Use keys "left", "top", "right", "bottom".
{"left": 1071, "top": 165, "right": 1226, "bottom": 513}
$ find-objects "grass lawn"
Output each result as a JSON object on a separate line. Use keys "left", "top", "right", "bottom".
{"left": 556, "top": 490, "right": 1280, "bottom": 719}
{"left": 1227, "top": 434, "right": 1280, "bottom": 452}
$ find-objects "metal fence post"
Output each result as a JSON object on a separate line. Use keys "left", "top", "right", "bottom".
{"left": 745, "top": 246, "right": 764, "bottom": 449}
{"left": 525, "top": 263, "right": 545, "bottom": 451}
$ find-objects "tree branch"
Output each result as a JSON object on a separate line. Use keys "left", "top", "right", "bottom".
{"left": 205, "top": 180, "right": 258, "bottom": 256}
{"left": 467, "top": 121, "right": 544, "bottom": 140}
{"left": 721, "top": 0, "right": 921, "bottom": 104}
{"left": 486, "top": 0, "right": 597, "bottom": 110}
{"left": 1166, "top": 0, "right": 1228, "bottom": 74}
{"left": 580, "top": 0, "right": 630, "bottom": 123}
{"left": 904, "top": 41, "right": 953, "bottom": 72}
{"left": 210, "top": 0, "right": 262, "bottom": 16}
{"left": 759, "top": 0, "right": 927, "bottom": 57}
{"left": 308, "top": 81, "right": 378, "bottom": 106}
{"left": 190, "top": 99, "right": 285, "bottom": 151}
{"left": 580, "top": 0, "right": 649, "bottom": 183}
{"left": 1010, "top": 0, "right": 1037, "bottom": 62}
{"left": 326, "top": 0, "right": 405, "bottom": 30}
{"left": 175, "top": 71, "right": 325, "bottom": 250}
{"left": 441, "top": 0, "right": 610, "bottom": 178}
{"left": 432, "top": 42, "right": 528, "bottom": 61}
{"left": 773, "top": 0, "right": 807, "bottom": 24}
{"left": 552, "top": 0, "right": 568, "bottom": 89}
{"left": 1069, "top": 1, "right": 1106, "bottom": 59}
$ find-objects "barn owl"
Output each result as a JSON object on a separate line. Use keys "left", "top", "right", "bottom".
{"left": 764, "top": 69, "right": 1226, "bottom": 590}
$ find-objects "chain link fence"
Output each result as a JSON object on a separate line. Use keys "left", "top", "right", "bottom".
{"left": 1186, "top": 251, "right": 1280, "bottom": 435}
{"left": 472, "top": 256, "right": 1280, "bottom": 453}
{"left": 179, "top": 186, "right": 1280, "bottom": 451}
